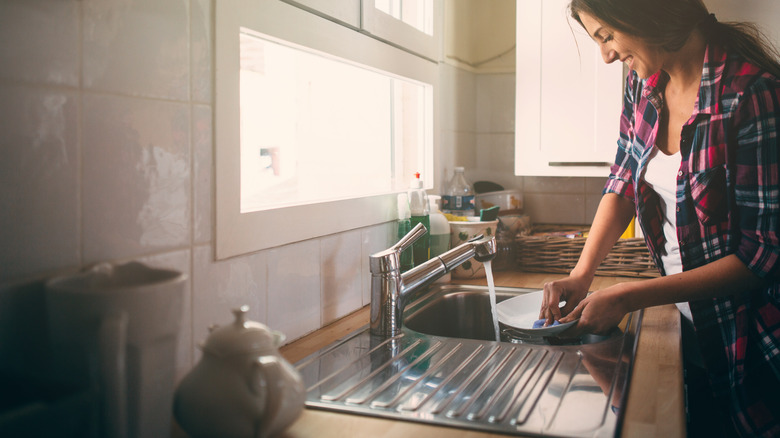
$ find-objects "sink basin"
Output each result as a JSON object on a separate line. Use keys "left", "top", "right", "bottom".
{"left": 295, "top": 284, "right": 642, "bottom": 437}
{"left": 404, "top": 284, "right": 621, "bottom": 345}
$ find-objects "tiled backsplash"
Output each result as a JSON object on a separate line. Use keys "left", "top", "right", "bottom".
{"left": 0, "top": 0, "right": 602, "bottom": 381}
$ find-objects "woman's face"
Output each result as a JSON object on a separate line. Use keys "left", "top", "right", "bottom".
{"left": 577, "top": 11, "right": 662, "bottom": 79}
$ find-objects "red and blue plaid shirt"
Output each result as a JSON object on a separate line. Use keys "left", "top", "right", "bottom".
{"left": 604, "top": 44, "right": 780, "bottom": 436}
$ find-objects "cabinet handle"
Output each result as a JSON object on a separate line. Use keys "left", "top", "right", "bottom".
{"left": 548, "top": 161, "right": 612, "bottom": 167}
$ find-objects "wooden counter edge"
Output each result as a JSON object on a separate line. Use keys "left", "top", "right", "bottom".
{"left": 279, "top": 272, "right": 686, "bottom": 438}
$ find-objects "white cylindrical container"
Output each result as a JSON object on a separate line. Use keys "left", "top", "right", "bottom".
{"left": 46, "top": 262, "right": 185, "bottom": 438}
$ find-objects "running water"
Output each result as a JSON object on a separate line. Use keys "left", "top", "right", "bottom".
{"left": 484, "top": 260, "right": 500, "bottom": 341}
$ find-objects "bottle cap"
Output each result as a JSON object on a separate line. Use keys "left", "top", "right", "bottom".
{"left": 410, "top": 172, "right": 423, "bottom": 189}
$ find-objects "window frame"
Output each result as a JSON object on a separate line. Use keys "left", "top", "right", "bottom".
{"left": 215, "top": 0, "right": 438, "bottom": 259}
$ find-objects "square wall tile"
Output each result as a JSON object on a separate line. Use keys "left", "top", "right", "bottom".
{"left": 476, "top": 132, "right": 515, "bottom": 175}
{"left": 440, "top": 130, "right": 478, "bottom": 177}
{"left": 524, "top": 193, "right": 586, "bottom": 225}
{"left": 585, "top": 176, "right": 609, "bottom": 194}
{"left": 523, "top": 176, "right": 588, "bottom": 194}
{"left": 192, "top": 104, "right": 213, "bottom": 244}
{"left": 82, "top": 0, "right": 190, "bottom": 101}
{"left": 267, "top": 239, "right": 321, "bottom": 343}
{"left": 0, "top": 1, "right": 79, "bottom": 86}
{"left": 0, "top": 85, "right": 79, "bottom": 282}
{"left": 191, "top": 0, "right": 212, "bottom": 103}
{"left": 192, "top": 245, "right": 267, "bottom": 361}
{"left": 82, "top": 94, "right": 191, "bottom": 264}
{"left": 321, "top": 230, "right": 363, "bottom": 325}
{"left": 476, "top": 73, "right": 516, "bottom": 133}
{"left": 439, "top": 63, "right": 476, "bottom": 132}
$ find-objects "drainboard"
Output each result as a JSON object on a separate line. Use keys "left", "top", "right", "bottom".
{"left": 294, "top": 285, "right": 642, "bottom": 437}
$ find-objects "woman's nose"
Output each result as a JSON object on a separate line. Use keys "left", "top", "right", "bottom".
{"left": 601, "top": 45, "right": 618, "bottom": 64}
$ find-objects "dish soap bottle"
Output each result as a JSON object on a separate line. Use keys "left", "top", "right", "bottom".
{"left": 408, "top": 173, "right": 430, "bottom": 267}
{"left": 442, "top": 167, "right": 475, "bottom": 217}
{"left": 397, "top": 193, "right": 413, "bottom": 272}
{"left": 427, "top": 195, "right": 450, "bottom": 258}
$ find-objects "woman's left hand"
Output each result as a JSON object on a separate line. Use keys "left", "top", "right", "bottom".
{"left": 560, "top": 284, "right": 630, "bottom": 335}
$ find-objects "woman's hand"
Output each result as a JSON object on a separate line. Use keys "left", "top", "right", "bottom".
{"left": 560, "top": 284, "right": 631, "bottom": 335}
{"left": 539, "top": 275, "right": 590, "bottom": 326}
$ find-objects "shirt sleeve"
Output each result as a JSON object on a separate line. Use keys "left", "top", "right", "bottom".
{"left": 733, "top": 75, "right": 780, "bottom": 279}
{"left": 603, "top": 71, "right": 638, "bottom": 202}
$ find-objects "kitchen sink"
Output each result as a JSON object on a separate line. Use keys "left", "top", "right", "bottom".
{"left": 404, "top": 285, "right": 622, "bottom": 345}
{"left": 294, "top": 284, "right": 642, "bottom": 437}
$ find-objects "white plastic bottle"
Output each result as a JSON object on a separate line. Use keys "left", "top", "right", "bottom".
{"left": 427, "top": 195, "right": 450, "bottom": 258}
{"left": 442, "top": 167, "right": 475, "bottom": 217}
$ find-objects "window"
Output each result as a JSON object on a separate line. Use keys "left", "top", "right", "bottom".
{"left": 363, "top": 0, "right": 440, "bottom": 60}
{"left": 374, "top": 0, "right": 434, "bottom": 35}
{"left": 239, "top": 30, "right": 432, "bottom": 213}
{"left": 216, "top": 0, "right": 438, "bottom": 258}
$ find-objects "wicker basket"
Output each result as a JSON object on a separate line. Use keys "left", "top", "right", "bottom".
{"left": 516, "top": 225, "right": 660, "bottom": 278}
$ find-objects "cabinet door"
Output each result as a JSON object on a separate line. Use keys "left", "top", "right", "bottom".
{"left": 515, "top": 0, "right": 624, "bottom": 176}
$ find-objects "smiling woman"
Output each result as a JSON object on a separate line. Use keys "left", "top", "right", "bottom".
{"left": 215, "top": 0, "right": 439, "bottom": 258}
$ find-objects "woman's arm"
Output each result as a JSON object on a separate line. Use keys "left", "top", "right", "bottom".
{"left": 560, "top": 253, "right": 766, "bottom": 334}
{"left": 539, "top": 192, "right": 635, "bottom": 323}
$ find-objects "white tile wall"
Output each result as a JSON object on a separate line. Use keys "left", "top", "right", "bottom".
{"left": 0, "top": 0, "right": 393, "bottom": 381}
{"left": 0, "top": 0, "right": 603, "bottom": 386}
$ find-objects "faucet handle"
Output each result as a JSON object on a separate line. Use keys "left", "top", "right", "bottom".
{"left": 370, "top": 223, "right": 427, "bottom": 274}
{"left": 391, "top": 222, "right": 427, "bottom": 253}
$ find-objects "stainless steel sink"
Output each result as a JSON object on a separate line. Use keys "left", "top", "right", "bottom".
{"left": 294, "top": 284, "right": 642, "bottom": 437}
{"left": 404, "top": 284, "right": 622, "bottom": 345}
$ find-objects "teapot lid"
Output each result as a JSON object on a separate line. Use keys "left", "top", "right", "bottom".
{"left": 201, "top": 306, "right": 285, "bottom": 357}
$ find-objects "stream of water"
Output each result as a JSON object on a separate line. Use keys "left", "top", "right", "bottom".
{"left": 483, "top": 260, "right": 500, "bottom": 341}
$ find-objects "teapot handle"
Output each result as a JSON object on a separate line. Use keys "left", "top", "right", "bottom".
{"left": 252, "top": 356, "right": 283, "bottom": 438}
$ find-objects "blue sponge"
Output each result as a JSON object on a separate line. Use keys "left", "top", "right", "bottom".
{"left": 532, "top": 318, "right": 561, "bottom": 329}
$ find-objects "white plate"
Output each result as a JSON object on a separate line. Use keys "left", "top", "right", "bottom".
{"left": 496, "top": 290, "right": 578, "bottom": 336}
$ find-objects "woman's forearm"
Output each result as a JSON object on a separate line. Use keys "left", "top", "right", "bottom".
{"left": 618, "top": 254, "right": 766, "bottom": 311}
{"left": 571, "top": 193, "right": 636, "bottom": 280}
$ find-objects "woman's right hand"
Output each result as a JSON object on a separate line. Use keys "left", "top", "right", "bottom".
{"left": 539, "top": 275, "right": 591, "bottom": 326}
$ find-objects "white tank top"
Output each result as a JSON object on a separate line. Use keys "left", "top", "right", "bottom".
{"left": 643, "top": 147, "right": 692, "bottom": 322}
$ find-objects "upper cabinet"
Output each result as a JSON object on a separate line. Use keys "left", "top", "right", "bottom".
{"left": 515, "top": 0, "right": 624, "bottom": 177}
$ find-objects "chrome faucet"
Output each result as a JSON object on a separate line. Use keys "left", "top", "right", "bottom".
{"left": 369, "top": 223, "right": 497, "bottom": 337}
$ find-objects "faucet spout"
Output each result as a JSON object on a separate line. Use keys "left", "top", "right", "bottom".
{"left": 369, "top": 226, "right": 497, "bottom": 338}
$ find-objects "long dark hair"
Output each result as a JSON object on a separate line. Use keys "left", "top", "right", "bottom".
{"left": 569, "top": 0, "right": 780, "bottom": 77}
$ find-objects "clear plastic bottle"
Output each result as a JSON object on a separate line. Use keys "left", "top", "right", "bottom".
{"left": 408, "top": 173, "right": 430, "bottom": 267}
{"left": 442, "top": 167, "right": 475, "bottom": 217}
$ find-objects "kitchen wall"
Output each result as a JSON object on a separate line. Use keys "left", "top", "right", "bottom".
{"left": 0, "top": 0, "right": 397, "bottom": 382}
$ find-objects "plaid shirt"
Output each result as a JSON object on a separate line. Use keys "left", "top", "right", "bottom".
{"left": 604, "top": 45, "right": 780, "bottom": 436}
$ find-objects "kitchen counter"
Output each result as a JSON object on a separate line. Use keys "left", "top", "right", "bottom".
{"left": 279, "top": 271, "right": 685, "bottom": 438}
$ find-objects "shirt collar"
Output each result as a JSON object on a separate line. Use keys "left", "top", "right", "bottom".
{"left": 640, "top": 44, "right": 726, "bottom": 115}
{"left": 695, "top": 44, "right": 727, "bottom": 115}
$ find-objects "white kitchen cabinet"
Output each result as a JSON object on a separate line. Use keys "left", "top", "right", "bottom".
{"left": 515, "top": 0, "right": 624, "bottom": 176}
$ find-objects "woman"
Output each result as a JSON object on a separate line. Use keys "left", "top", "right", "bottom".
{"left": 538, "top": 0, "right": 780, "bottom": 436}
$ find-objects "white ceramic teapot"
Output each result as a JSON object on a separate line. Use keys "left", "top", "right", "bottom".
{"left": 173, "top": 306, "right": 305, "bottom": 438}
